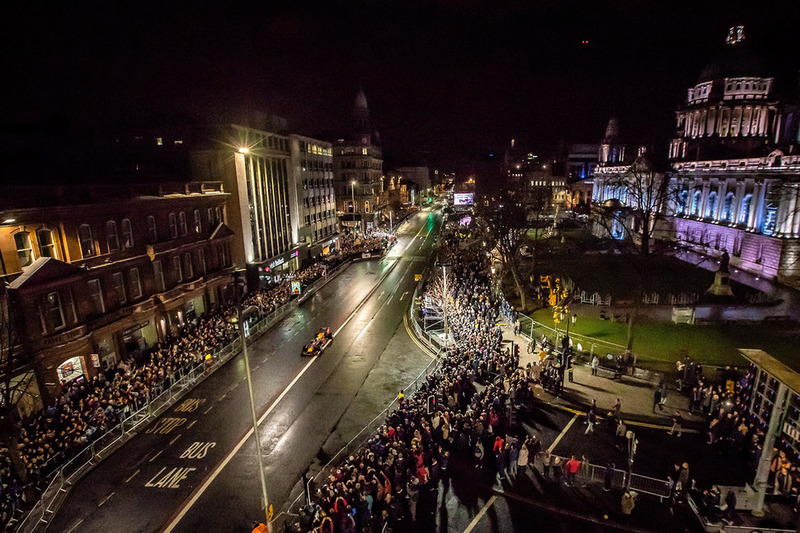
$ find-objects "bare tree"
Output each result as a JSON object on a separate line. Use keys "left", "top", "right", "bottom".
{"left": 478, "top": 196, "right": 530, "bottom": 311}
{"left": 592, "top": 154, "right": 677, "bottom": 350}
{"left": 0, "top": 284, "right": 36, "bottom": 487}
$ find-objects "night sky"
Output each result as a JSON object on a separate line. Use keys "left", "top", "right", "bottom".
{"left": 3, "top": 1, "right": 800, "bottom": 173}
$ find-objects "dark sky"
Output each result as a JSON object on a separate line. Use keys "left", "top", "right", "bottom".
{"left": 3, "top": 0, "right": 800, "bottom": 170}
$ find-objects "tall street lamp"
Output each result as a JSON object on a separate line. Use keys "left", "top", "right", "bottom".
{"left": 351, "top": 180, "right": 357, "bottom": 233}
{"left": 230, "top": 270, "right": 271, "bottom": 528}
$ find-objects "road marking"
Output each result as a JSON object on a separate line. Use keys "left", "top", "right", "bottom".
{"left": 186, "top": 420, "right": 197, "bottom": 430}
{"left": 463, "top": 495, "right": 497, "bottom": 533}
{"left": 404, "top": 313, "right": 437, "bottom": 360}
{"left": 202, "top": 405, "right": 214, "bottom": 415}
{"left": 163, "top": 355, "right": 318, "bottom": 532}
{"left": 164, "top": 214, "right": 433, "bottom": 532}
{"left": 542, "top": 401, "right": 700, "bottom": 432}
{"left": 65, "top": 518, "right": 84, "bottom": 533}
{"left": 548, "top": 413, "right": 578, "bottom": 453}
{"left": 149, "top": 450, "right": 163, "bottom": 463}
{"left": 400, "top": 291, "right": 408, "bottom": 300}
{"left": 125, "top": 469, "right": 140, "bottom": 483}
{"left": 169, "top": 434, "right": 182, "bottom": 447}
{"left": 98, "top": 491, "right": 115, "bottom": 507}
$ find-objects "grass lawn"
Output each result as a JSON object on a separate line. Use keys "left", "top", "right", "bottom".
{"left": 525, "top": 307, "right": 800, "bottom": 372}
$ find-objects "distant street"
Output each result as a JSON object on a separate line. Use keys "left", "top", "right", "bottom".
{"left": 48, "top": 209, "right": 442, "bottom": 533}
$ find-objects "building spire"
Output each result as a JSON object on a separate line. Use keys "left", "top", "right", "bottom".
{"left": 354, "top": 89, "right": 370, "bottom": 135}
{"left": 726, "top": 25, "right": 745, "bottom": 46}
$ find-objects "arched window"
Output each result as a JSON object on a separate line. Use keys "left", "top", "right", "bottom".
{"left": 705, "top": 191, "right": 717, "bottom": 219}
{"left": 106, "top": 220, "right": 119, "bottom": 252}
{"left": 36, "top": 228, "right": 56, "bottom": 258}
{"left": 168, "top": 213, "right": 178, "bottom": 239}
{"left": 207, "top": 208, "right": 214, "bottom": 226}
{"left": 721, "top": 192, "right": 735, "bottom": 221}
{"left": 677, "top": 190, "right": 689, "bottom": 214}
{"left": 691, "top": 190, "right": 702, "bottom": 216}
{"left": 739, "top": 194, "right": 753, "bottom": 224}
{"left": 147, "top": 215, "right": 158, "bottom": 243}
{"left": 121, "top": 218, "right": 134, "bottom": 249}
{"left": 194, "top": 210, "right": 202, "bottom": 234}
{"left": 178, "top": 212, "right": 188, "bottom": 236}
{"left": 364, "top": 201, "right": 370, "bottom": 213}
{"left": 14, "top": 232, "right": 33, "bottom": 267}
{"left": 79, "top": 224, "right": 95, "bottom": 257}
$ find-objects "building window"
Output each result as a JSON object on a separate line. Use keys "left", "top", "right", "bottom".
{"left": 106, "top": 220, "right": 120, "bottom": 252}
{"left": 147, "top": 215, "right": 158, "bottom": 243}
{"left": 183, "top": 253, "right": 193, "bottom": 279}
{"left": 14, "top": 232, "right": 33, "bottom": 267}
{"left": 79, "top": 224, "right": 95, "bottom": 257}
{"left": 129, "top": 268, "right": 142, "bottom": 300}
{"left": 37, "top": 228, "right": 56, "bottom": 258}
{"left": 763, "top": 206, "right": 778, "bottom": 236}
{"left": 198, "top": 248, "right": 206, "bottom": 275}
{"left": 153, "top": 260, "right": 165, "bottom": 292}
{"left": 215, "top": 207, "right": 223, "bottom": 225}
{"left": 46, "top": 292, "right": 65, "bottom": 331}
{"left": 207, "top": 208, "right": 214, "bottom": 226}
{"left": 691, "top": 190, "right": 702, "bottom": 216}
{"left": 739, "top": 194, "right": 753, "bottom": 224}
{"left": 194, "top": 210, "right": 202, "bottom": 234}
{"left": 121, "top": 218, "right": 134, "bottom": 249}
{"left": 88, "top": 279, "right": 104, "bottom": 314}
{"left": 179, "top": 212, "right": 188, "bottom": 236}
{"left": 112, "top": 272, "right": 127, "bottom": 305}
{"left": 169, "top": 213, "right": 178, "bottom": 239}
{"left": 705, "top": 191, "right": 717, "bottom": 219}
{"left": 721, "top": 192, "right": 735, "bottom": 221}
{"left": 172, "top": 255, "right": 183, "bottom": 283}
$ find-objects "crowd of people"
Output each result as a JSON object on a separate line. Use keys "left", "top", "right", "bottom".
{"left": 289, "top": 234, "right": 546, "bottom": 533}
{"left": 0, "top": 237, "right": 393, "bottom": 527}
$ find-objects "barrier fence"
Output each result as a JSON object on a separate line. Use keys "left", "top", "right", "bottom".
{"left": 16, "top": 259, "right": 351, "bottom": 533}
{"left": 547, "top": 454, "right": 671, "bottom": 501}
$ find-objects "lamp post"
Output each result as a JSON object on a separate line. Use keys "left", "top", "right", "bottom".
{"left": 351, "top": 180, "right": 357, "bottom": 234}
{"left": 231, "top": 270, "right": 271, "bottom": 528}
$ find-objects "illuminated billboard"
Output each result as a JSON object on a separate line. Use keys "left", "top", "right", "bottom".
{"left": 453, "top": 193, "right": 474, "bottom": 206}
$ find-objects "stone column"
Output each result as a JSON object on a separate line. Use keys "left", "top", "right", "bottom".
{"left": 752, "top": 181, "right": 768, "bottom": 233}
{"left": 734, "top": 182, "right": 746, "bottom": 224}
{"left": 700, "top": 181, "right": 711, "bottom": 218}
{"left": 791, "top": 185, "right": 800, "bottom": 237}
{"left": 783, "top": 185, "right": 797, "bottom": 236}
{"left": 748, "top": 181, "right": 761, "bottom": 230}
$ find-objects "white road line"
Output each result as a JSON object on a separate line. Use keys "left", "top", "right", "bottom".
{"left": 65, "top": 518, "right": 85, "bottom": 533}
{"left": 98, "top": 491, "right": 115, "bottom": 507}
{"left": 547, "top": 414, "right": 579, "bottom": 453}
{"left": 169, "top": 434, "right": 182, "bottom": 446}
{"left": 202, "top": 405, "right": 214, "bottom": 415}
{"left": 463, "top": 495, "right": 497, "bottom": 533}
{"left": 163, "top": 356, "right": 318, "bottom": 533}
{"left": 186, "top": 420, "right": 197, "bottom": 430}
{"left": 149, "top": 450, "right": 163, "bottom": 463}
{"left": 125, "top": 469, "right": 140, "bottom": 483}
{"left": 165, "top": 215, "right": 431, "bottom": 533}
{"left": 400, "top": 291, "right": 408, "bottom": 301}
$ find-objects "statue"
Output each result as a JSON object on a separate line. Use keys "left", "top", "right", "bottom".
{"left": 719, "top": 251, "right": 730, "bottom": 274}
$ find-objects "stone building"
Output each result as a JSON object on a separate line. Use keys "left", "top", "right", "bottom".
{"left": 333, "top": 90, "right": 386, "bottom": 232}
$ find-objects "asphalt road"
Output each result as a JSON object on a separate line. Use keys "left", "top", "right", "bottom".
{"left": 48, "top": 208, "right": 442, "bottom": 533}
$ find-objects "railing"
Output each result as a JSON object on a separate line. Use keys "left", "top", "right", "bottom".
{"left": 16, "top": 260, "right": 352, "bottom": 533}
{"left": 548, "top": 454, "right": 671, "bottom": 501}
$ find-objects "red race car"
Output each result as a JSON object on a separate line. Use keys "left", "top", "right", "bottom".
{"left": 302, "top": 327, "right": 333, "bottom": 356}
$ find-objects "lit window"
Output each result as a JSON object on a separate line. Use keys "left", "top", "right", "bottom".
{"left": 112, "top": 272, "right": 127, "bottom": 305}
{"left": 14, "top": 232, "right": 33, "bottom": 267}
{"left": 37, "top": 228, "right": 56, "bottom": 258}
{"left": 147, "top": 215, "right": 158, "bottom": 243}
{"left": 106, "top": 220, "right": 120, "bottom": 252}
{"left": 179, "top": 212, "right": 188, "bottom": 236}
{"left": 46, "top": 292, "right": 65, "bottom": 331}
{"left": 129, "top": 268, "right": 142, "bottom": 300}
{"left": 79, "top": 224, "right": 95, "bottom": 257}
{"left": 153, "top": 260, "right": 165, "bottom": 292}
{"left": 362, "top": 148, "right": 368, "bottom": 155}
{"left": 156, "top": 137, "right": 163, "bottom": 146}
{"left": 121, "top": 218, "right": 134, "bottom": 249}
{"left": 194, "top": 210, "right": 202, "bottom": 234}
{"left": 88, "top": 279, "right": 104, "bottom": 314}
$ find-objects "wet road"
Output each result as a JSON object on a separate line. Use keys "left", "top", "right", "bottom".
{"left": 48, "top": 208, "right": 442, "bottom": 533}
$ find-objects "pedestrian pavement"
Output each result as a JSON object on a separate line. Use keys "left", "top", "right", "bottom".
{"left": 501, "top": 323, "right": 705, "bottom": 429}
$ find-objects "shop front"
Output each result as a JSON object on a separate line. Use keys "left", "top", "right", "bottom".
{"left": 248, "top": 247, "right": 303, "bottom": 290}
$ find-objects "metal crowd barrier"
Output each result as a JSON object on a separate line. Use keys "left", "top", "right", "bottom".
{"left": 16, "top": 260, "right": 352, "bottom": 533}
{"left": 547, "top": 454, "right": 671, "bottom": 501}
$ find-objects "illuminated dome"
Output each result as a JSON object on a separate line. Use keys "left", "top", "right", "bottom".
{"left": 698, "top": 26, "right": 767, "bottom": 83}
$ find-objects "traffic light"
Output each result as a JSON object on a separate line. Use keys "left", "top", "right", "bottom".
{"left": 427, "top": 395, "right": 436, "bottom": 415}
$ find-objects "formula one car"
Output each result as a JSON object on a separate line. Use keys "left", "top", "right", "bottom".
{"left": 302, "top": 327, "right": 333, "bottom": 356}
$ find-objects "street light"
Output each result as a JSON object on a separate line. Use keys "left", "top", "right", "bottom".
{"left": 230, "top": 270, "right": 271, "bottom": 528}
{"left": 351, "top": 180, "right": 357, "bottom": 233}
{"left": 237, "top": 147, "right": 249, "bottom": 154}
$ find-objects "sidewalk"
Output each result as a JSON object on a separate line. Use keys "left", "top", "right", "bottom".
{"left": 501, "top": 323, "right": 704, "bottom": 428}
